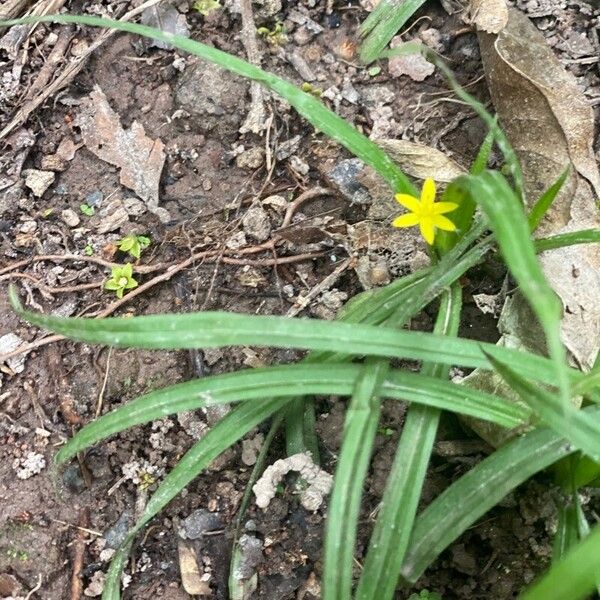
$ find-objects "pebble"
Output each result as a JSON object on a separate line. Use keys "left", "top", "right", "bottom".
{"left": 235, "top": 146, "right": 265, "bottom": 170}
{"left": 123, "top": 196, "right": 147, "bottom": 217}
{"left": 86, "top": 190, "right": 104, "bottom": 207}
{"left": 97, "top": 199, "right": 129, "bottom": 234}
{"left": 242, "top": 203, "right": 272, "bottom": 242}
{"left": 23, "top": 169, "right": 55, "bottom": 197}
{"left": 327, "top": 159, "right": 371, "bottom": 205}
{"left": 104, "top": 510, "right": 132, "bottom": 549}
{"left": 61, "top": 208, "right": 81, "bottom": 228}
{"left": 180, "top": 509, "right": 223, "bottom": 540}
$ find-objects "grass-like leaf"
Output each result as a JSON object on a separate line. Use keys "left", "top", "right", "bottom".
{"left": 356, "top": 284, "right": 462, "bottom": 600}
{"left": 323, "top": 359, "right": 388, "bottom": 600}
{"left": 485, "top": 351, "right": 600, "bottom": 462}
{"left": 528, "top": 167, "right": 570, "bottom": 231}
{"left": 55, "top": 362, "right": 530, "bottom": 464}
{"left": 10, "top": 287, "right": 584, "bottom": 387}
{"left": 359, "top": 0, "right": 427, "bottom": 64}
{"left": 0, "top": 14, "right": 416, "bottom": 196}
{"left": 454, "top": 171, "right": 570, "bottom": 407}
{"left": 400, "top": 405, "right": 600, "bottom": 583}
{"left": 520, "top": 523, "right": 600, "bottom": 600}
{"left": 534, "top": 229, "right": 600, "bottom": 253}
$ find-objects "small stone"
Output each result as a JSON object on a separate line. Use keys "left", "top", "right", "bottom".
{"left": 18, "top": 220, "right": 37, "bottom": 234}
{"left": 86, "top": 190, "right": 104, "bottom": 207}
{"left": 180, "top": 509, "right": 223, "bottom": 540}
{"left": 235, "top": 146, "right": 265, "bottom": 170}
{"left": 23, "top": 169, "right": 55, "bottom": 197}
{"left": 97, "top": 199, "right": 129, "bottom": 234}
{"left": 261, "top": 194, "right": 288, "bottom": 213}
{"left": 61, "top": 208, "right": 81, "bottom": 228}
{"left": 327, "top": 159, "right": 371, "bottom": 205}
{"left": 242, "top": 204, "right": 272, "bottom": 242}
{"left": 389, "top": 37, "right": 435, "bottom": 81}
{"left": 84, "top": 570, "right": 105, "bottom": 597}
{"left": 123, "top": 196, "right": 147, "bottom": 217}
{"left": 104, "top": 510, "right": 132, "bottom": 549}
{"left": 226, "top": 230, "right": 248, "bottom": 250}
{"left": 289, "top": 155, "right": 310, "bottom": 176}
{"left": 419, "top": 28, "right": 444, "bottom": 52}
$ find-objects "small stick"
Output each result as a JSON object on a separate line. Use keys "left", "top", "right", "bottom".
{"left": 70, "top": 507, "right": 90, "bottom": 600}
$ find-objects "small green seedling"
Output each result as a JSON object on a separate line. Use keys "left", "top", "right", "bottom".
{"left": 80, "top": 203, "right": 95, "bottom": 217}
{"left": 117, "top": 233, "right": 150, "bottom": 259}
{"left": 104, "top": 263, "right": 138, "bottom": 299}
{"left": 408, "top": 590, "right": 442, "bottom": 600}
{"left": 84, "top": 244, "right": 94, "bottom": 256}
{"left": 257, "top": 22, "right": 287, "bottom": 46}
{"left": 193, "top": 0, "right": 221, "bottom": 16}
{"left": 301, "top": 82, "right": 323, "bottom": 97}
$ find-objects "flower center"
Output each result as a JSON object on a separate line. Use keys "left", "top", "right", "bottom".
{"left": 118, "top": 277, "right": 129, "bottom": 287}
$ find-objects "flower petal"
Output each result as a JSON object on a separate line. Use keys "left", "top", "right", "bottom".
{"left": 432, "top": 214, "right": 457, "bottom": 232}
{"left": 122, "top": 263, "right": 133, "bottom": 277}
{"left": 392, "top": 213, "right": 421, "bottom": 228}
{"left": 419, "top": 217, "right": 435, "bottom": 245}
{"left": 104, "top": 281, "right": 120, "bottom": 291}
{"left": 433, "top": 202, "right": 458, "bottom": 215}
{"left": 125, "top": 279, "right": 138, "bottom": 290}
{"left": 394, "top": 193, "right": 422, "bottom": 213}
{"left": 420, "top": 178, "right": 436, "bottom": 207}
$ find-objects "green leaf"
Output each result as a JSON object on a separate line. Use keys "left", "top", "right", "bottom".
{"left": 323, "top": 359, "right": 388, "bottom": 600}
{"left": 400, "top": 405, "right": 600, "bottom": 583}
{"left": 520, "top": 523, "right": 600, "bottom": 600}
{"left": 454, "top": 171, "right": 569, "bottom": 407}
{"left": 356, "top": 284, "right": 462, "bottom": 600}
{"left": 0, "top": 14, "right": 416, "bottom": 197}
{"left": 359, "top": 0, "right": 427, "bottom": 64}
{"left": 485, "top": 350, "right": 600, "bottom": 462}
{"left": 54, "top": 362, "right": 530, "bottom": 465}
{"left": 470, "top": 123, "right": 496, "bottom": 176}
{"left": 553, "top": 502, "right": 580, "bottom": 562}
{"left": 10, "top": 287, "right": 585, "bottom": 389}
{"left": 528, "top": 167, "right": 570, "bottom": 232}
{"left": 534, "top": 229, "right": 600, "bottom": 253}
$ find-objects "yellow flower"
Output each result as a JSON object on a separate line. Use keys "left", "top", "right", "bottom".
{"left": 392, "top": 178, "right": 458, "bottom": 245}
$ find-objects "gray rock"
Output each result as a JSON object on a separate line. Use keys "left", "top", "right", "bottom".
{"left": 326, "top": 159, "right": 371, "bottom": 205}
{"left": 242, "top": 204, "right": 272, "bottom": 242}
{"left": 175, "top": 61, "right": 248, "bottom": 138}
{"left": 60, "top": 208, "right": 81, "bottom": 228}
{"left": 23, "top": 169, "right": 55, "bottom": 197}
{"left": 232, "top": 534, "right": 263, "bottom": 580}
{"left": 97, "top": 199, "right": 129, "bottom": 234}
{"left": 180, "top": 509, "right": 223, "bottom": 540}
{"left": 104, "top": 510, "right": 132, "bottom": 549}
{"left": 236, "top": 146, "right": 265, "bottom": 170}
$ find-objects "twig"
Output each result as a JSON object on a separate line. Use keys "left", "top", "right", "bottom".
{"left": 70, "top": 508, "right": 90, "bottom": 600}
{"left": 286, "top": 257, "right": 353, "bottom": 317}
{"left": 24, "top": 574, "right": 42, "bottom": 600}
{"left": 281, "top": 187, "right": 333, "bottom": 228}
{"left": 24, "top": 22, "right": 74, "bottom": 100}
{"left": 50, "top": 518, "right": 102, "bottom": 536}
{"left": 94, "top": 346, "right": 112, "bottom": 418}
{"left": 238, "top": 0, "right": 266, "bottom": 133}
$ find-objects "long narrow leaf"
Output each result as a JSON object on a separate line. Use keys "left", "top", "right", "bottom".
{"left": 455, "top": 171, "right": 570, "bottom": 406}
{"left": 0, "top": 14, "right": 416, "bottom": 196}
{"left": 485, "top": 351, "right": 600, "bottom": 462}
{"left": 55, "top": 363, "right": 530, "bottom": 464}
{"left": 356, "top": 284, "right": 462, "bottom": 600}
{"left": 323, "top": 360, "right": 388, "bottom": 600}
{"left": 10, "top": 286, "right": 582, "bottom": 387}
{"left": 359, "top": 0, "right": 427, "bottom": 64}
{"left": 400, "top": 405, "right": 600, "bottom": 583}
{"left": 534, "top": 229, "right": 600, "bottom": 253}
{"left": 528, "top": 167, "right": 570, "bottom": 231}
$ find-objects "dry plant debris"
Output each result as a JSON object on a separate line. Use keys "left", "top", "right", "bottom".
{"left": 75, "top": 86, "right": 169, "bottom": 222}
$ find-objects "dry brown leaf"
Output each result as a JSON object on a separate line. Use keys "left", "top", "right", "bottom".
{"left": 178, "top": 538, "right": 211, "bottom": 596}
{"left": 467, "top": 0, "right": 508, "bottom": 34}
{"left": 463, "top": 8, "right": 600, "bottom": 446}
{"left": 76, "top": 86, "right": 169, "bottom": 222}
